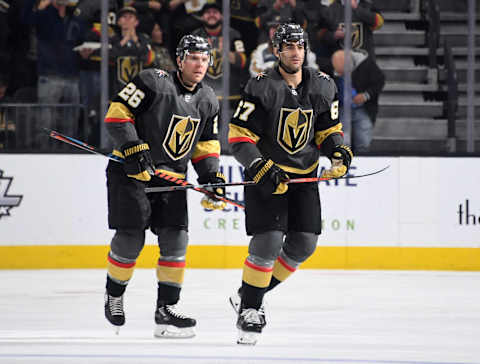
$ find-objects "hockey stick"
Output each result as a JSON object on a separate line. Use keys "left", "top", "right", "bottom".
{"left": 44, "top": 128, "right": 245, "bottom": 209}
{"left": 144, "top": 165, "right": 390, "bottom": 193}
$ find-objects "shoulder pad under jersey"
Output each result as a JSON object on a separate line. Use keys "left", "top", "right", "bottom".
{"left": 309, "top": 69, "right": 337, "bottom": 103}
{"left": 137, "top": 68, "right": 173, "bottom": 94}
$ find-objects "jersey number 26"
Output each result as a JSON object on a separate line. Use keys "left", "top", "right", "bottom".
{"left": 119, "top": 82, "right": 145, "bottom": 108}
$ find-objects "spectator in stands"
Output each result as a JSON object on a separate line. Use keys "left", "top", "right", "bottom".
{"left": 0, "top": 75, "right": 15, "bottom": 148}
{"left": 7, "top": 0, "right": 38, "bottom": 96}
{"left": 149, "top": 22, "right": 176, "bottom": 72}
{"left": 319, "top": 0, "right": 384, "bottom": 60}
{"left": 0, "top": 0, "right": 10, "bottom": 74}
{"left": 166, "top": 0, "right": 203, "bottom": 57}
{"left": 230, "top": 0, "right": 259, "bottom": 57}
{"left": 304, "top": 0, "right": 336, "bottom": 76}
{"left": 126, "top": 0, "right": 168, "bottom": 37}
{"left": 254, "top": 0, "right": 307, "bottom": 44}
{"left": 249, "top": 15, "right": 318, "bottom": 77}
{"left": 109, "top": 6, "right": 155, "bottom": 96}
{"left": 22, "top": 0, "right": 84, "bottom": 149}
{"left": 331, "top": 49, "right": 385, "bottom": 153}
{"left": 192, "top": 0, "right": 248, "bottom": 154}
{"left": 74, "top": 1, "right": 119, "bottom": 145}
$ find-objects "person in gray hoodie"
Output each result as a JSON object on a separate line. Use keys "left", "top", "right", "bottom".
{"left": 331, "top": 48, "right": 385, "bottom": 153}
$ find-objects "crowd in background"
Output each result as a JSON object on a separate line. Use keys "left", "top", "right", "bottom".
{"left": 0, "top": 0, "right": 385, "bottom": 153}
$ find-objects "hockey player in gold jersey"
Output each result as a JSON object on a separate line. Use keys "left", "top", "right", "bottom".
{"left": 228, "top": 23, "right": 353, "bottom": 345}
{"left": 103, "top": 35, "right": 226, "bottom": 338}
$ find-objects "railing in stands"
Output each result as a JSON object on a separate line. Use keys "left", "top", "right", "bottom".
{"left": 443, "top": 39, "right": 458, "bottom": 153}
{"left": 423, "top": 0, "right": 440, "bottom": 69}
{"left": 0, "top": 103, "right": 88, "bottom": 152}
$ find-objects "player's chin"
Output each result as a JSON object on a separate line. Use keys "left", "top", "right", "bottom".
{"left": 193, "top": 72, "right": 205, "bottom": 81}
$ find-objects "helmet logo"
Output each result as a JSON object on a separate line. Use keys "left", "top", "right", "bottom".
{"left": 277, "top": 107, "right": 313, "bottom": 154}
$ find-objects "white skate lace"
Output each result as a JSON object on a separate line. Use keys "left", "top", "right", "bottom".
{"left": 241, "top": 308, "right": 261, "bottom": 324}
{"left": 108, "top": 295, "right": 124, "bottom": 316}
{"left": 165, "top": 305, "right": 189, "bottom": 319}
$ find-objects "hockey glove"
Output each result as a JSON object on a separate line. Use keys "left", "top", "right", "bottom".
{"left": 321, "top": 144, "right": 353, "bottom": 179}
{"left": 121, "top": 140, "right": 155, "bottom": 182}
{"left": 248, "top": 158, "right": 290, "bottom": 196}
{"left": 198, "top": 172, "right": 227, "bottom": 210}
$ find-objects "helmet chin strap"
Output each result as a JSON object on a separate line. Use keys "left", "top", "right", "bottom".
{"left": 177, "top": 69, "right": 195, "bottom": 90}
{"left": 279, "top": 60, "right": 299, "bottom": 74}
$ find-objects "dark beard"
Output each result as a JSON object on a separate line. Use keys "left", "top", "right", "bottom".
{"left": 204, "top": 20, "right": 221, "bottom": 29}
{"left": 279, "top": 61, "right": 301, "bottom": 74}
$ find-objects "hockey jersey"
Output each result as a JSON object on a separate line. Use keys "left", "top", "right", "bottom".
{"left": 229, "top": 67, "right": 343, "bottom": 174}
{"left": 105, "top": 69, "right": 220, "bottom": 177}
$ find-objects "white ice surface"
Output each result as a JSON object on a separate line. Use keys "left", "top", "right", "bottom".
{"left": 0, "top": 269, "right": 479, "bottom": 364}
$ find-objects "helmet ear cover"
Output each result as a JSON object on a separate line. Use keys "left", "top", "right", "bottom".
{"left": 176, "top": 35, "right": 213, "bottom": 66}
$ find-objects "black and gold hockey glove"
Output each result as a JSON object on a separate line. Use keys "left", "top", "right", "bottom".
{"left": 321, "top": 144, "right": 353, "bottom": 179}
{"left": 248, "top": 158, "right": 290, "bottom": 196}
{"left": 198, "top": 172, "right": 227, "bottom": 210}
{"left": 121, "top": 140, "right": 155, "bottom": 182}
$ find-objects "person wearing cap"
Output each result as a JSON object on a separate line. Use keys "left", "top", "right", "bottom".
{"left": 109, "top": 6, "right": 155, "bottom": 96}
{"left": 192, "top": 0, "right": 248, "bottom": 154}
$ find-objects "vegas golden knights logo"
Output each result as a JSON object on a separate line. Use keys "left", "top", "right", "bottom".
{"left": 277, "top": 108, "right": 313, "bottom": 154}
{"left": 163, "top": 115, "right": 201, "bottom": 160}
{"left": 339, "top": 22, "right": 363, "bottom": 49}
{"left": 207, "top": 48, "right": 223, "bottom": 79}
{"left": 117, "top": 56, "right": 143, "bottom": 85}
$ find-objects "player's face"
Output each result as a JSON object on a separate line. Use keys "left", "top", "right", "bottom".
{"left": 179, "top": 51, "right": 210, "bottom": 86}
{"left": 277, "top": 41, "right": 305, "bottom": 73}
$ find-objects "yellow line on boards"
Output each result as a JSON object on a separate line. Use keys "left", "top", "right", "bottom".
{"left": 0, "top": 245, "right": 479, "bottom": 271}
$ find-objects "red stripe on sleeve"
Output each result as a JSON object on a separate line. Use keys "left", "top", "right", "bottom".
{"left": 228, "top": 137, "right": 256, "bottom": 144}
{"left": 105, "top": 117, "right": 135, "bottom": 124}
{"left": 191, "top": 153, "right": 220, "bottom": 164}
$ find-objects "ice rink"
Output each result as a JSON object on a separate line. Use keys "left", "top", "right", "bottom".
{"left": 1, "top": 269, "right": 479, "bottom": 364}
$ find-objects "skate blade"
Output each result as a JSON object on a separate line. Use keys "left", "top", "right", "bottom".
{"left": 154, "top": 324, "right": 195, "bottom": 339}
{"left": 237, "top": 329, "right": 259, "bottom": 345}
{"left": 229, "top": 295, "right": 240, "bottom": 314}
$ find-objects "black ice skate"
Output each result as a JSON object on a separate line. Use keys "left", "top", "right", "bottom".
{"left": 154, "top": 305, "right": 196, "bottom": 339}
{"left": 236, "top": 307, "right": 266, "bottom": 345}
{"left": 229, "top": 289, "right": 266, "bottom": 322}
{"left": 104, "top": 293, "right": 125, "bottom": 334}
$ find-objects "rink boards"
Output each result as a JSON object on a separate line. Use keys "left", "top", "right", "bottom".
{"left": 0, "top": 154, "right": 478, "bottom": 270}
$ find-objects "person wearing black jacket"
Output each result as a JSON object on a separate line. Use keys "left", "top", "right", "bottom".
{"left": 332, "top": 48, "right": 385, "bottom": 153}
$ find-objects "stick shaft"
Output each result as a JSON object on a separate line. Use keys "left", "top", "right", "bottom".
{"left": 45, "top": 128, "right": 245, "bottom": 209}
{"left": 145, "top": 166, "right": 390, "bottom": 193}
